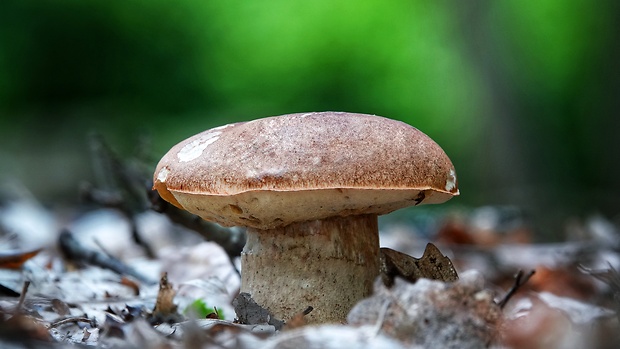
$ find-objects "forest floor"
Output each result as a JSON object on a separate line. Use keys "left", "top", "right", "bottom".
{"left": 0, "top": 138, "right": 618, "bottom": 348}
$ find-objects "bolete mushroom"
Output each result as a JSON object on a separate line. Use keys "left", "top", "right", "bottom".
{"left": 153, "top": 112, "right": 459, "bottom": 324}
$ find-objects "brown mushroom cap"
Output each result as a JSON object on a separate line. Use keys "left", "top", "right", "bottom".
{"left": 154, "top": 112, "right": 458, "bottom": 229}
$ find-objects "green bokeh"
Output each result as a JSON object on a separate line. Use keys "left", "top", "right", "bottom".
{"left": 0, "top": 0, "right": 618, "bottom": 226}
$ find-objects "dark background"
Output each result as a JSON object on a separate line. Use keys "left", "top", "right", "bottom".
{"left": 1, "top": 0, "right": 619, "bottom": 239}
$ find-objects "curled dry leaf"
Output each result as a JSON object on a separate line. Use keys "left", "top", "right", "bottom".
{"left": 151, "top": 272, "right": 181, "bottom": 323}
{"left": 379, "top": 243, "right": 458, "bottom": 287}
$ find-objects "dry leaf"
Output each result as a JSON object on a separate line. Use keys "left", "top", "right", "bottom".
{"left": 119, "top": 276, "right": 140, "bottom": 296}
{"left": 151, "top": 272, "right": 180, "bottom": 323}
{"left": 379, "top": 243, "right": 458, "bottom": 287}
{"left": 348, "top": 270, "right": 500, "bottom": 348}
{"left": 0, "top": 248, "right": 42, "bottom": 269}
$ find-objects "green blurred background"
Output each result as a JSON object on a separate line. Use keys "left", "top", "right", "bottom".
{"left": 1, "top": 0, "right": 618, "bottom": 235}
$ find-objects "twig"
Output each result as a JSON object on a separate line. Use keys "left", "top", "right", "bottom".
{"left": 58, "top": 229, "right": 155, "bottom": 285}
{"left": 87, "top": 134, "right": 246, "bottom": 261}
{"left": 49, "top": 316, "right": 95, "bottom": 328}
{"left": 86, "top": 134, "right": 156, "bottom": 258}
{"left": 498, "top": 269, "right": 536, "bottom": 309}
{"left": 79, "top": 183, "right": 123, "bottom": 208}
{"left": 579, "top": 263, "right": 620, "bottom": 323}
{"left": 88, "top": 133, "right": 150, "bottom": 209}
{"left": 372, "top": 300, "right": 391, "bottom": 337}
{"left": 149, "top": 191, "right": 246, "bottom": 260}
{"left": 16, "top": 281, "right": 30, "bottom": 313}
{"left": 579, "top": 262, "right": 620, "bottom": 290}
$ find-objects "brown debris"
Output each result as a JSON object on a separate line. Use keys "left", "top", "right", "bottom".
{"left": 120, "top": 276, "right": 141, "bottom": 296}
{"left": 49, "top": 316, "right": 95, "bottom": 329}
{"left": 205, "top": 306, "right": 222, "bottom": 319}
{"left": 58, "top": 229, "right": 155, "bottom": 284}
{"left": 0, "top": 313, "right": 52, "bottom": 343}
{"left": 283, "top": 306, "right": 313, "bottom": 330}
{"left": 498, "top": 269, "right": 536, "bottom": 309}
{"left": 379, "top": 243, "right": 458, "bottom": 287}
{"left": 528, "top": 266, "right": 597, "bottom": 300}
{"left": 0, "top": 248, "right": 42, "bottom": 269}
{"left": 50, "top": 299, "right": 71, "bottom": 316}
{"left": 151, "top": 272, "right": 181, "bottom": 324}
{"left": 153, "top": 273, "right": 176, "bottom": 313}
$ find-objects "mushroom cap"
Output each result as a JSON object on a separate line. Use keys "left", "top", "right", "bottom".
{"left": 153, "top": 112, "right": 458, "bottom": 229}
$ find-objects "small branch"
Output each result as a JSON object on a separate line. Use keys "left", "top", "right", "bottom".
{"left": 49, "top": 316, "right": 95, "bottom": 328}
{"left": 16, "top": 281, "right": 30, "bottom": 313}
{"left": 372, "top": 300, "right": 391, "bottom": 336}
{"left": 58, "top": 229, "right": 155, "bottom": 285}
{"left": 86, "top": 134, "right": 245, "bottom": 260}
{"left": 579, "top": 263, "right": 620, "bottom": 291}
{"left": 85, "top": 134, "right": 156, "bottom": 259}
{"left": 579, "top": 263, "right": 620, "bottom": 323}
{"left": 498, "top": 269, "right": 536, "bottom": 309}
{"left": 148, "top": 190, "right": 246, "bottom": 259}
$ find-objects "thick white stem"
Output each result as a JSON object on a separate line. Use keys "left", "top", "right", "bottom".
{"left": 241, "top": 214, "right": 380, "bottom": 324}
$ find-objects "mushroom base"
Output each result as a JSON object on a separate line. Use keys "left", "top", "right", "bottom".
{"left": 241, "top": 214, "right": 380, "bottom": 324}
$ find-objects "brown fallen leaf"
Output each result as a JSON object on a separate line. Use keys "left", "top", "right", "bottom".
{"left": 150, "top": 272, "right": 181, "bottom": 323}
{"left": 51, "top": 299, "right": 71, "bottom": 316}
{"left": 0, "top": 313, "right": 52, "bottom": 343}
{"left": 119, "top": 276, "right": 140, "bottom": 296}
{"left": 0, "top": 248, "right": 42, "bottom": 269}
{"left": 527, "top": 266, "right": 596, "bottom": 300}
{"left": 283, "top": 306, "right": 313, "bottom": 330}
{"left": 380, "top": 243, "right": 458, "bottom": 287}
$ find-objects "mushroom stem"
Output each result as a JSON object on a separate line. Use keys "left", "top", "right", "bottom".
{"left": 241, "top": 214, "right": 380, "bottom": 324}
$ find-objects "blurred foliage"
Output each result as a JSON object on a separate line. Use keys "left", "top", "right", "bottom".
{"left": 184, "top": 299, "right": 225, "bottom": 320}
{"left": 0, "top": 0, "right": 618, "bottom": 231}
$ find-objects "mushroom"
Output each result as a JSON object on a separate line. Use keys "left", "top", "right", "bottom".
{"left": 152, "top": 112, "right": 459, "bottom": 324}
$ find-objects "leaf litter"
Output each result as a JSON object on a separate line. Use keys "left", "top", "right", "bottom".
{"left": 0, "top": 136, "right": 618, "bottom": 348}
